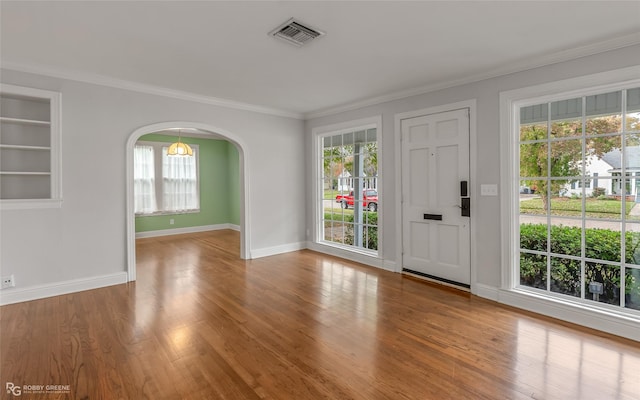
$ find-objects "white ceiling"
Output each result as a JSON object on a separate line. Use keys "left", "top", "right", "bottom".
{"left": 2, "top": 1, "right": 639, "bottom": 118}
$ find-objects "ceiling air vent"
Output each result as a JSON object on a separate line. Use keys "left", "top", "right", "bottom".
{"left": 269, "top": 18, "right": 325, "bottom": 47}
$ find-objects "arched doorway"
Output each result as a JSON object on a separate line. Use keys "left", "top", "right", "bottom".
{"left": 125, "top": 121, "right": 250, "bottom": 281}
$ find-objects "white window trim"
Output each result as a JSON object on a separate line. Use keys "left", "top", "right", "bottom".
{"left": 134, "top": 140, "right": 200, "bottom": 216}
{"left": 310, "top": 116, "right": 383, "bottom": 264}
{"left": 499, "top": 65, "right": 640, "bottom": 341}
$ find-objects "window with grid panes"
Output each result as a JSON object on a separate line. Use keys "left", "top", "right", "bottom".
{"left": 518, "top": 87, "right": 640, "bottom": 313}
{"left": 319, "top": 127, "right": 379, "bottom": 253}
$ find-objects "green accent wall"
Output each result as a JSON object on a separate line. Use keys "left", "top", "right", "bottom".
{"left": 135, "top": 134, "right": 241, "bottom": 233}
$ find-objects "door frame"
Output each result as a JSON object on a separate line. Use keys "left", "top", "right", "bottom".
{"left": 125, "top": 121, "right": 251, "bottom": 282}
{"left": 394, "top": 99, "right": 478, "bottom": 292}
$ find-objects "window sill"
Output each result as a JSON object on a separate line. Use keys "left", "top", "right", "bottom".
{"left": 135, "top": 209, "right": 200, "bottom": 217}
{"left": 495, "top": 286, "right": 640, "bottom": 341}
{"left": 318, "top": 240, "right": 378, "bottom": 257}
{"left": 309, "top": 241, "right": 384, "bottom": 270}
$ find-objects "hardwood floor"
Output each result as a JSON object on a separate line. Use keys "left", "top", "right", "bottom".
{"left": 1, "top": 230, "right": 639, "bottom": 399}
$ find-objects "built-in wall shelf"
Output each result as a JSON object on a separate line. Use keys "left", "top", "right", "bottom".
{"left": 0, "top": 144, "right": 51, "bottom": 151}
{"left": 0, "top": 84, "right": 61, "bottom": 208}
{"left": 0, "top": 116, "right": 51, "bottom": 126}
{"left": 0, "top": 171, "right": 52, "bottom": 176}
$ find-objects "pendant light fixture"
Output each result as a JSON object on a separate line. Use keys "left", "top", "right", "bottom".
{"left": 167, "top": 130, "right": 193, "bottom": 156}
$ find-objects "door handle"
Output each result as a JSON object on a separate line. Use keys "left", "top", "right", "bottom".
{"left": 460, "top": 197, "right": 470, "bottom": 217}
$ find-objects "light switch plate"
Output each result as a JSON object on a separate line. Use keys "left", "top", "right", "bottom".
{"left": 480, "top": 184, "right": 498, "bottom": 196}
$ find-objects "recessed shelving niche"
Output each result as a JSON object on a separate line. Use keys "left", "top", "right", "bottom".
{"left": 0, "top": 84, "right": 61, "bottom": 209}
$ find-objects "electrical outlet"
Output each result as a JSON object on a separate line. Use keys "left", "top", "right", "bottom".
{"left": 1, "top": 275, "right": 15, "bottom": 289}
{"left": 169, "top": 218, "right": 175, "bottom": 225}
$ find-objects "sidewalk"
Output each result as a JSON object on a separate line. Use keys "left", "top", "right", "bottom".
{"left": 630, "top": 202, "right": 640, "bottom": 217}
{"left": 519, "top": 215, "right": 624, "bottom": 230}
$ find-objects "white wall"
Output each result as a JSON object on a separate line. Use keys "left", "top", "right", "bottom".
{"left": 0, "top": 68, "right": 306, "bottom": 302}
{"left": 2, "top": 44, "right": 639, "bottom": 308}
{"left": 305, "top": 44, "right": 640, "bottom": 289}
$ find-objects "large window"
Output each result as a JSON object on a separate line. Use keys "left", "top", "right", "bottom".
{"left": 517, "top": 86, "right": 640, "bottom": 313}
{"left": 134, "top": 141, "right": 199, "bottom": 214}
{"left": 318, "top": 124, "right": 379, "bottom": 254}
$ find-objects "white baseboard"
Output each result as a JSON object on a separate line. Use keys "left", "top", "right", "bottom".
{"left": 305, "top": 242, "right": 398, "bottom": 273}
{"left": 472, "top": 283, "right": 639, "bottom": 341}
{"left": 382, "top": 260, "right": 397, "bottom": 272}
{"left": 250, "top": 242, "right": 307, "bottom": 259}
{"left": 473, "top": 283, "right": 499, "bottom": 301}
{"left": 497, "top": 289, "right": 639, "bottom": 341}
{"left": 306, "top": 241, "right": 387, "bottom": 271}
{"left": 0, "top": 272, "right": 128, "bottom": 305}
{"left": 135, "top": 223, "right": 236, "bottom": 238}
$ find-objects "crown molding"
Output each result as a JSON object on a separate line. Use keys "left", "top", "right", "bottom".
{"left": 0, "top": 61, "right": 304, "bottom": 120}
{"left": 3, "top": 31, "right": 638, "bottom": 122}
{"left": 304, "top": 32, "right": 640, "bottom": 119}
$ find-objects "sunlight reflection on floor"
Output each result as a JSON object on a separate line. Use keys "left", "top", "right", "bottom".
{"left": 516, "top": 319, "right": 640, "bottom": 399}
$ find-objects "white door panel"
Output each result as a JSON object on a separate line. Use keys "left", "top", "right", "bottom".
{"left": 401, "top": 109, "right": 470, "bottom": 285}
{"left": 409, "top": 222, "right": 430, "bottom": 261}
{"left": 409, "top": 148, "right": 429, "bottom": 207}
{"left": 436, "top": 145, "right": 458, "bottom": 208}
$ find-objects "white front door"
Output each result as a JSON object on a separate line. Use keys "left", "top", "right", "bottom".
{"left": 401, "top": 108, "right": 470, "bottom": 286}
